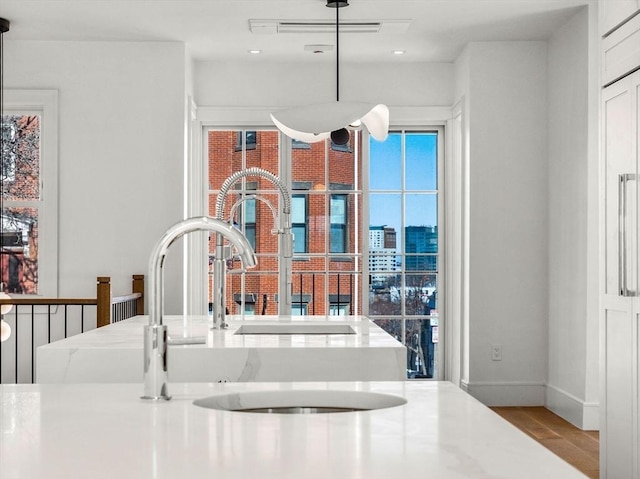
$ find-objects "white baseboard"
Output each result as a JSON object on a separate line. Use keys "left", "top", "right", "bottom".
{"left": 460, "top": 380, "right": 600, "bottom": 431}
{"left": 545, "top": 383, "right": 599, "bottom": 431}
{"left": 461, "top": 380, "right": 546, "bottom": 406}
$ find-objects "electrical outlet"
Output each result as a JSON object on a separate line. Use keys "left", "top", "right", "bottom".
{"left": 491, "top": 344, "right": 502, "bottom": 361}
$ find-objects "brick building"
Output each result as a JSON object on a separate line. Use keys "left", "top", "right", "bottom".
{"left": 208, "top": 129, "right": 363, "bottom": 316}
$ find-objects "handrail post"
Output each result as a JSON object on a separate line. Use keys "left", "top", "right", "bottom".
{"left": 132, "top": 274, "right": 145, "bottom": 315}
{"left": 96, "top": 276, "right": 111, "bottom": 327}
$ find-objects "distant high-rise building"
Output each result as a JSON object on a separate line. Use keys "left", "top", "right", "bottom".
{"left": 405, "top": 225, "right": 438, "bottom": 271}
{"left": 369, "top": 226, "right": 397, "bottom": 283}
{"left": 370, "top": 226, "right": 396, "bottom": 249}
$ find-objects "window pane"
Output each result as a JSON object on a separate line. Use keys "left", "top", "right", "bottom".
{"left": 330, "top": 195, "right": 346, "bottom": 224}
{"left": 1, "top": 115, "right": 41, "bottom": 201}
{"left": 209, "top": 131, "right": 242, "bottom": 190}
{"left": 408, "top": 226, "right": 438, "bottom": 254}
{"left": 209, "top": 130, "right": 278, "bottom": 193}
{"left": 244, "top": 225, "right": 256, "bottom": 251}
{"left": 330, "top": 194, "right": 347, "bottom": 253}
{"left": 235, "top": 130, "right": 257, "bottom": 150}
{"left": 330, "top": 225, "right": 346, "bottom": 253}
{"left": 1, "top": 207, "right": 38, "bottom": 294}
{"left": 370, "top": 132, "right": 401, "bottom": 190}
{"left": 292, "top": 304, "right": 308, "bottom": 315}
{"left": 404, "top": 273, "right": 437, "bottom": 315}
{"left": 369, "top": 273, "right": 402, "bottom": 316}
{"left": 236, "top": 303, "right": 255, "bottom": 315}
{"left": 330, "top": 304, "right": 348, "bottom": 315}
{"left": 406, "top": 319, "right": 438, "bottom": 378}
{"left": 405, "top": 194, "right": 437, "bottom": 230}
{"left": 405, "top": 132, "right": 437, "bottom": 190}
{"left": 292, "top": 225, "right": 306, "bottom": 253}
{"left": 291, "top": 196, "right": 306, "bottom": 223}
{"left": 370, "top": 193, "right": 402, "bottom": 253}
{"left": 244, "top": 198, "right": 256, "bottom": 223}
{"left": 292, "top": 139, "right": 310, "bottom": 150}
{"left": 307, "top": 193, "right": 327, "bottom": 254}
{"left": 369, "top": 253, "right": 399, "bottom": 284}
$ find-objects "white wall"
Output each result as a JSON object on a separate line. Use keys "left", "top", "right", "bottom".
{"left": 457, "top": 41, "right": 550, "bottom": 405}
{"left": 195, "top": 61, "right": 455, "bottom": 109}
{"left": 453, "top": 8, "right": 600, "bottom": 424}
{"left": 546, "top": 7, "right": 599, "bottom": 429}
{"left": 4, "top": 40, "right": 187, "bottom": 312}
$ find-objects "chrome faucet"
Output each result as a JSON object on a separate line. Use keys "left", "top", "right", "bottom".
{"left": 213, "top": 168, "right": 293, "bottom": 325}
{"left": 142, "top": 216, "right": 257, "bottom": 401}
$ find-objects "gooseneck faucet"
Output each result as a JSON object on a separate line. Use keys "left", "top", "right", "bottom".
{"left": 214, "top": 168, "right": 293, "bottom": 326}
{"left": 142, "top": 216, "right": 256, "bottom": 401}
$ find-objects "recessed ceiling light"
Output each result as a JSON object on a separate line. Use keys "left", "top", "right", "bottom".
{"left": 393, "top": 50, "right": 406, "bottom": 55}
{"left": 248, "top": 49, "right": 262, "bottom": 54}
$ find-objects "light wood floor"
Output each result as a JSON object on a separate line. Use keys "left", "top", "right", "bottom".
{"left": 491, "top": 406, "right": 599, "bottom": 479}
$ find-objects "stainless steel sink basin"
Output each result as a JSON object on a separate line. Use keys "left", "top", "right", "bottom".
{"left": 234, "top": 323, "right": 356, "bottom": 335}
{"left": 193, "top": 389, "right": 407, "bottom": 414}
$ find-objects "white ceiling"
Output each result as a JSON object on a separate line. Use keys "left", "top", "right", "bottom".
{"left": 1, "top": 0, "right": 590, "bottom": 63}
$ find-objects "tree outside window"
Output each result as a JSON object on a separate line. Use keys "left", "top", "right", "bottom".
{"left": 1, "top": 115, "right": 40, "bottom": 294}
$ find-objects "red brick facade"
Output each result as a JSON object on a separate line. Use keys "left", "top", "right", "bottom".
{"left": 208, "top": 130, "right": 363, "bottom": 316}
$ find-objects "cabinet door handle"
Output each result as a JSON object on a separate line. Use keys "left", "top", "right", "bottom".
{"left": 619, "top": 173, "right": 636, "bottom": 297}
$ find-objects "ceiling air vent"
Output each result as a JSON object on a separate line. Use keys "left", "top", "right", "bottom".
{"left": 249, "top": 19, "right": 410, "bottom": 35}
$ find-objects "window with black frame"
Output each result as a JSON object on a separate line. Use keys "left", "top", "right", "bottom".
{"left": 330, "top": 194, "right": 347, "bottom": 253}
{"left": 291, "top": 194, "right": 307, "bottom": 254}
{"left": 235, "top": 130, "right": 257, "bottom": 150}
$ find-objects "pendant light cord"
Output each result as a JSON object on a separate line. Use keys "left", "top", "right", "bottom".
{"left": 335, "top": 5, "right": 340, "bottom": 102}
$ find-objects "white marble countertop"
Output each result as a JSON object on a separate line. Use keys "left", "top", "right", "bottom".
{"left": 37, "top": 315, "right": 406, "bottom": 383}
{"left": 0, "top": 381, "right": 586, "bottom": 479}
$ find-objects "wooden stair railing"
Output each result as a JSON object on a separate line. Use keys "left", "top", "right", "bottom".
{"left": 96, "top": 274, "right": 145, "bottom": 327}
{"left": 0, "top": 274, "right": 144, "bottom": 384}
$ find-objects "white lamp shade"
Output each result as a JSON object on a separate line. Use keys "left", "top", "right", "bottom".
{"left": 271, "top": 101, "right": 389, "bottom": 143}
{"left": 0, "top": 319, "right": 10, "bottom": 342}
{"left": 0, "top": 291, "right": 13, "bottom": 315}
{"left": 360, "top": 104, "right": 390, "bottom": 142}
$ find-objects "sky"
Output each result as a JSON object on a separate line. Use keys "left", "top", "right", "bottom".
{"left": 369, "top": 132, "right": 438, "bottom": 241}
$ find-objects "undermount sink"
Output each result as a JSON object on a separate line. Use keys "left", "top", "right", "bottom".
{"left": 234, "top": 323, "right": 356, "bottom": 335}
{"left": 193, "top": 389, "right": 407, "bottom": 414}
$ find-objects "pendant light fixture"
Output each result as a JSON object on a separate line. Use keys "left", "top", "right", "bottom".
{"left": 270, "top": 0, "right": 389, "bottom": 145}
{"left": 0, "top": 17, "right": 13, "bottom": 342}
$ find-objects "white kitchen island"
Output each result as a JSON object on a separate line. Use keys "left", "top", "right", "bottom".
{"left": 36, "top": 315, "right": 407, "bottom": 383}
{"left": 0, "top": 381, "right": 587, "bottom": 479}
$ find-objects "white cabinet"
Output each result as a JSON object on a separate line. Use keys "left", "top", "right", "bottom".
{"left": 601, "top": 0, "right": 640, "bottom": 34}
{"left": 601, "top": 70, "right": 640, "bottom": 479}
{"left": 602, "top": 12, "right": 640, "bottom": 86}
{"left": 601, "top": 4, "right": 640, "bottom": 478}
